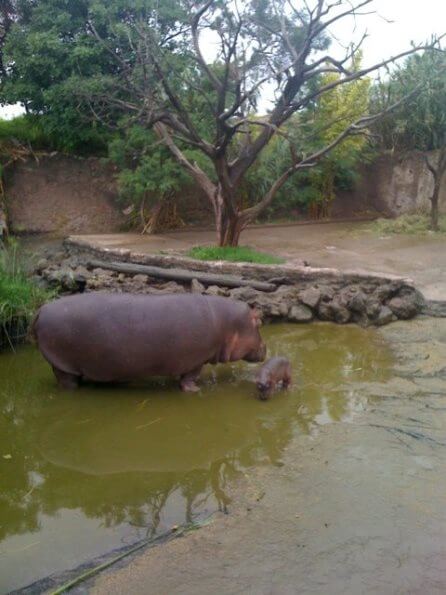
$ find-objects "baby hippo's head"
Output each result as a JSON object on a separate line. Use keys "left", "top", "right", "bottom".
{"left": 255, "top": 368, "right": 273, "bottom": 400}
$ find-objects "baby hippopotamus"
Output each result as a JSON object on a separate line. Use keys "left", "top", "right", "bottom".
{"left": 255, "top": 356, "right": 292, "bottom": 400}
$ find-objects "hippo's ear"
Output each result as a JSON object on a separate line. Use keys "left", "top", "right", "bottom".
{"left": 249, "top": 307, "right": 262, "bottom": 327}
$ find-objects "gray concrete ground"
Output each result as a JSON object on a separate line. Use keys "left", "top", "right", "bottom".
{"left": 89, "top": 318, "right": 446, "bottom": 595}
{"left": 71, "top": 221, "right": 446, "bottom": 300}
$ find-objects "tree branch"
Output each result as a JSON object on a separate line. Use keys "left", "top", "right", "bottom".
{"left": 154, "top": 122, "right": 217, "bottom": 206}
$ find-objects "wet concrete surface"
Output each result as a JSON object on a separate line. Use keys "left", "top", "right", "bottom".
{"left": 90, "top": 317, "right": 446, "bottom": 595}
{"left": 71, "top": 221, "right": 446, "bottom": 300}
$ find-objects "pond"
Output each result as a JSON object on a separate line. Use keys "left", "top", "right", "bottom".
{"left": 0, "top": 323, "right": 391, "bottom": 593}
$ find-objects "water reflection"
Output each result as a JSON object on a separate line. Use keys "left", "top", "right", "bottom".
{"left": 0, "top": 323, "right": 391, "bottom": 591}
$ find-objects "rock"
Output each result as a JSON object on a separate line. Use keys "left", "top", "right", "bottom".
{"left": 346, "top": 290, "right": 367, "bottom": 315}
{"left": 191, "top": 278, "right": 205, "bottom": 294}
{"left": 318, "top": 299, "right": 351, "bottom": 324}
{"left": 117, "top": 273, "right": 126, "bottom": 282}
{"left": 252, "top": 294, "right": 285, "bottom": 319}
{"left": 268, "top": 276, "right": 294, "bottom": 286}
{"left": 388, "top": 293, "right": 422, "bottom": 320}
{"left": 158, "top": 281, "right": 186, "bottom": 294}
{"left": 206, "top": 285, "right": 229, "bottom": 297}
{"left": 319, "top": 286, "right": 335, "bottom": 303}
{"left": 374, "top": 306, "right": 395, "bottom": 327}
{"left": 365, "top": 298, "right": 381, "bottom": 319}
{"left": 298, "top": 287, "right": 321, "bottom": 309}
{"left": 273, "top": 285, "right": 298, "bottom": 301}
{"left": 230, "top": 286, "right": 259, "bottom": 302}
{"left": 278, "top": 302, "right": 290, "bottom": 317}
{"left": 45, "top": 268, "right": 78, "bottom": 292}
{"left": 35, "top": 258, "right": 49, "bottom": 272}
{"left": 74, "top": 265, "right": 90, "bottom": 278}
{"left": 374, "top": 283, "right": 400, "bottom": 302}
{"left": 86, "top": 278, "right": 101, "bottom": 290}
{"left": 53, "top": 251, "right": 66, "bottom": 262}
{"left": 288, "top": 304, "right": 313, "bottom": 322}
{"left": 132, "top": 274, "right": 148, "bottom": 284}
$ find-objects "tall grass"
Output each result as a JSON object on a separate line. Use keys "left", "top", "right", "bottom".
{"left": 0, "top": 239, "right": 52, "bottom": 348}
{"left": 0, "top": 115, "right": 50, "bottom": 149}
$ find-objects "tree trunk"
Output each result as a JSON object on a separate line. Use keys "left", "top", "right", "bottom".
{"left": 141, "top": 200, "right": 163, "bottom": 235}
{"left": 216, "top": 205, "right": 244, "bottom": 247}
{"left": 430, "top": 183, "right": 440, "bottom": 231}
{"left": 0, "top": 178, "right": 9, "bottom": 241}
{"left": 220, "top": 214, "right": 243, "bottom": 247}
{"left": 425, "top": 146, "right": 446, "bottom": 232}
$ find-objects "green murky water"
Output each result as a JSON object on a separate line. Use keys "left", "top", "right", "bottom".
{"left": 0, "top": 323, "right": 391, "bottom": 592}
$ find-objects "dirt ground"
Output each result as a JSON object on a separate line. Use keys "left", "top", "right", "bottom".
{"left": 71, "top": 221, "right": 446, "bottom": 300}
{"left": 87, "top": 317, "right": 446, "bottom": 595}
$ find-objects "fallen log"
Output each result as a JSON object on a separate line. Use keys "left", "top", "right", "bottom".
{"left": 88, "top": 259, "right": 276, "bottom": 292}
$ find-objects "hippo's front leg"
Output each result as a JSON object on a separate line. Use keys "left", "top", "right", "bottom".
{"left": 180, "top": 366, "right": 203, "bottom": 392}
{"left": 52, "top": 366, "right": 80, "bottom": 390}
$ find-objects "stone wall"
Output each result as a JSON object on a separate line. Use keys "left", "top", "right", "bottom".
{"left": 4, "top": 154, "right": 212, "bottom": 235}
{"left": 5, "top": 155, "right": 124, "bottom": 234}
{"left": 32, "top": 237, "right": 425, "bottom": 328}
{"left": 357, "top": 150, "right": 446, "bottom": 216}
{"left": 5, "top": 150, "right": 444, "bottom": 235}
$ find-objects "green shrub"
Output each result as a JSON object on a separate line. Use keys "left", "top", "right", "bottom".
{"left": 0, "top": 115, "right": 48, "bottom": 147}
{"left": 187, "top": 245, "right": 284, "bottom": 264}
{"left": 0, "top": 114, "right": 108, "bottom": 155}
{"left": 0, "top": 240, "right": 52, "bottom": 346}
{"left": 370, "top": 213, "right": 446, "bottom": 235}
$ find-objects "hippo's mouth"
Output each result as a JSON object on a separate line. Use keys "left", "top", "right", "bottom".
{"left": 244, "top": 343, "right": 267, "bottom": 363}
{"left": 256, "top": 383, "right": 271, "bottom": 399}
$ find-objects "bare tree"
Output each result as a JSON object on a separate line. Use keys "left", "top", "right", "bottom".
{"left": 83, "top": 0, "right": 442, "bottom": 246}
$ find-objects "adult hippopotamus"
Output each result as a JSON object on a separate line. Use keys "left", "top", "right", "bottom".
{"left": 32, "top": 292, "right": 266, "bottom": 391}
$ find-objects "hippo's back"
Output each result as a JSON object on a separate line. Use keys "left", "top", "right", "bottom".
{"left": 34, "top": 292, "right": 230, "bottom": 382}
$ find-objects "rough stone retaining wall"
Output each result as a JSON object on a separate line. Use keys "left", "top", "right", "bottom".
{"left": 360, "top": 150, "right": 446, "bottom": 217}
{"left": 31, "top": 237, "right": 424, "bottom": 328}
{"left": 5, "top": 150, "right": 445, "bottom": 236}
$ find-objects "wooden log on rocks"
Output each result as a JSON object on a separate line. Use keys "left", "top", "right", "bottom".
{"left": 88, "top": 259, "right": 276, "bottom": 292}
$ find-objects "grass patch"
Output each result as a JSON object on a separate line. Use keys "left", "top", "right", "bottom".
{"left": 0, "top": 115, "right": 50, "bottom": 149}
{"left": 0, "top": 239, "right": 52, "bottom": 346}
{"left": 370, "top": 213, "right": 446, "bottom": 235}
{"left": 187, "top": 245, "right": 285, "bottom": 264}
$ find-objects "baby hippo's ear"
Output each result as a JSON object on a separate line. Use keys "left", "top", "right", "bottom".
{"left": 249, "top": 307, "right": 262, "bottom": 327}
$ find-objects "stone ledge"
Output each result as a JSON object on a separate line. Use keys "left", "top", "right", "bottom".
{"left": 48, "top": 236, "right": 426, "bottom": 327}
{"left": 64, "top": 236, "right": 414, "bottom": 287}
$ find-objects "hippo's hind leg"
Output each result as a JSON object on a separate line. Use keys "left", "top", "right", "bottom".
{"left": 52, "top": 366, "right": 80, "bottom": 390}
{"left": 180, "top": 366, "right": 202, "bottom": 393}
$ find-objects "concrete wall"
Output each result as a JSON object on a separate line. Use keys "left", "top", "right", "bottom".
{"left": 361, "top": 150, "right": 446, "bottom": 216}
{"left": 4, "top": 153, "right": 212, "bottom": 235}
{"left": 5, "top": 155, "right": 124, "bottom": 234}
{"left": 4, "top": 150, "right": 445, "bottom": 235}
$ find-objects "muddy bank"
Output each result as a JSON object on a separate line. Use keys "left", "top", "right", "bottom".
{"left": 31, "top": 238, "right": 425, "bottom": 327}
{"left": 88, "top": 317, "right": 446, "bottom": 595}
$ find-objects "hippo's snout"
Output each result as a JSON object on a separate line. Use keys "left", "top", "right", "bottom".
{"left": 256, "top": 381, "right": 272, "bottom": 400}
{"left": 245, "top": 341, "right": 266, "bottom": 363}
